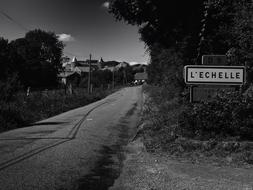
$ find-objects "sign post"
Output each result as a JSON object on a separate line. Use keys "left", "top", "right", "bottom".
{"left": 185, "top": 55, "right": 246, "bottom": 102}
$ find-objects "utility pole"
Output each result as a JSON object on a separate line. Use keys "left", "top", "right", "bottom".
{"left": 88, "top": 53, "right": 92, "bottom": 94}
{"left": 124, "top": 70, "right": 127, "bottom": 85}
{"left": 112, "top": 68, "right": 115, "bottom": 89}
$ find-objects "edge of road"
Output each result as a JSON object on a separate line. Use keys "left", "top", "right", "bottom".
{"left": 0, "top": 87, "right": 125, "bottom": 137}
{"left": 110, "top": 87, "right": 253, "bottom": 190}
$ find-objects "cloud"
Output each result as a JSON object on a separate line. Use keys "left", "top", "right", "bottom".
{"left": 129, "top": 61, "right": 148, "bottom": 65}
{"left": 102, "top": 1, "right": 110, "bottom": 9}
{"left": 57, "top": 34, "right": 75, "bottom": 42}
{"left": 129, "top": 62, "right": 138, "bottom": 65}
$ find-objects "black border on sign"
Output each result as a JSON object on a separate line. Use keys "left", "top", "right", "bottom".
{"left": 184, "top": 65, "right": 246, "bottom": 85}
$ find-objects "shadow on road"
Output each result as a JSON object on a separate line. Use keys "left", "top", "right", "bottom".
{"left": 76, "top": 145, "right": 124, "bottom": 190}
{"left": 76, "top": 103, "right": 138, "bottom": 190}
{"left": 26, "top": 122, "right": 67, "bottom": 127}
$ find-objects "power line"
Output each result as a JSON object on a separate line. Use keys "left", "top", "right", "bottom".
{"left": 0, "top": 10, "right": 82, "bottom": 60}
{"left": 0, "top": 9, "right": 29, "bottom": 31}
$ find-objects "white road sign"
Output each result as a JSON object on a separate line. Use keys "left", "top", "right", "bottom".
{"left": 184, "top": 65, "right": 246, "bottom": 85}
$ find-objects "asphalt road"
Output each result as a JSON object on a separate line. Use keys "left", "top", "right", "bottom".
{"left": 0, "top": 86, "right": 143, "bottom": 190}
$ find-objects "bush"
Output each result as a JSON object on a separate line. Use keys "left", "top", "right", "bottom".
{"left": 179, "top": 91, "right": 253, "bottom": 141}
{"left": 142, "top": 85, "right": 185, "bottom": 150}
{"left": 0, "top": 74, "right": 21, "bottom": 102}
{"left": 0, "top": 87, "right": 113, "bottom": 132}
{"left": 0, "top": 102, "right": 27, "bottom": 132}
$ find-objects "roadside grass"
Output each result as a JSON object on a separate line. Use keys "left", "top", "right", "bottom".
{"left": 142, "top": 84, "right": 184, "bottom": 151}
{"left": 141, "top": 84, "right": 253, "bottom": 166}
{"left": 0, "top": 87, "right": 118, "bottom": 132}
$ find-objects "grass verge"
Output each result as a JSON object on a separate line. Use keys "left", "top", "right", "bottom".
{"left": 0, "top": 87, "right": 119, "bottom": 132}
{"left": 141, "top": 84, "right": 253, "bottom": 167}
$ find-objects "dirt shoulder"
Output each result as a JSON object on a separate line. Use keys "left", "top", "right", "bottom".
{"left": 111, "top": 137, "right": 253, "bottom": 190}
{"left": 110, "top": 86, "right": 253, "bottom": 190}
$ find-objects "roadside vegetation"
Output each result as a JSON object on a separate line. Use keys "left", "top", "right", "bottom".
{"left": 0, "top": 28, "right": 139, "bottom": 132}
{"left": 0, "top": 86, "right": 116, "bottom": 132}
{"left": 109, "top": 0, "right": 253, "bottom": 165}
{"left": 142, "top": 84, "right": 253, "bottom": 166}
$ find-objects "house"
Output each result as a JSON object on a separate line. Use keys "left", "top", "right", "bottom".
{"left": 115, "top": 62, "right": 130, "bottom": 70}
{"left": 100, "top": 60, "right": 130, "bottom": 71}
{"left": 58, "top": 56, "right": 134, "bottom": 86}
{"left": 134, "top": 72, "right": 148, "bottom": 84}
{"left": 59, "top": 56, "right": 104, "bottom": 86}
{"left": 74, "top": 66, "right": 90, "bottom": 75}
{"left": 100, "top": 60, "right": 119, "bottom": 71}
{"left": 131, "top": 64, "right": 147, "bottom": 72}
{"left": 62, "top": 56, "right": 100, "bottom": 73}
{"left": 58, "top": 71, "right": 81, "bottom": 86}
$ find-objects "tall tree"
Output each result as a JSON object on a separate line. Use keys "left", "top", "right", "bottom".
{"left": 109, "top": 0, "right": 203, "bottom": 49}
{"left": 10, "top": 29, "right": 64, "bottom": 88}
{"left": 0, "top": 37, "right": 10, "bottom": 80}
{"left": 109, "top": 0, "right": 204, "bottom": 86}
{"left": 202, "top": 0, "right": 253, "bottom": 82}
{"left": 110, "top": 0, "right": 253, "bottom": 85}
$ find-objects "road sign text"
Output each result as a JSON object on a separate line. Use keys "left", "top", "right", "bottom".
{"left": 185, "top": 66, "right": 245, "bottom": 85}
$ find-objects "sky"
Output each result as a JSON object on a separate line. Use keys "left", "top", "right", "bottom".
{"left": 0, "top": 0, "right": 149, "bottom": 64}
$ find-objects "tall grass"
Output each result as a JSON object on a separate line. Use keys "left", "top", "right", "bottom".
{"left": 142, "top": 84, "right": 185, "bottom": 151}
{"left": 0, "top": 87, "right": 111, "bottom": 132}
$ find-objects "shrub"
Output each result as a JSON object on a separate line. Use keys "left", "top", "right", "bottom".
{"left": 179, "top": 91, "right": 253, "bottom": 141}
{"left": 0, "top": 87, "right": 113, "bottom": 132}
{"left": 0, "top": 102, "right": 27, "bottom": 132}
{"left": 0, "top": 74, "right": 21, "bottom": 102}
{"left": 142, "top": 85, "right": 185, "bottom": 150}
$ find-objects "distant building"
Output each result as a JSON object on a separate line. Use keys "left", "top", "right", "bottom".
{"left": 58, "top": 71, "right": 81, "bottom": 87}
{"left": 59, "top": 57, "right": 90, "bottom": 86}
{"left": 60, "top": 56, "right": 99, "bottom": 76}
{"left": 134, "top": 72, "right": 148, "bottom": 84}
{"left": 74, "top": 66, "right": 90, "bottom": 75}
{"left": 115, "top": 62, "right": 130, "bottom": 70}
{"left": 131, "top": 64, "right": 147, "bottom": 72}
{"left": 101, "top": 60, "right": 130, "bottom": 71}
{"left": 59, "top": 56, "right": 137, "bottom": 85}
{"left": 134, "top": 72, "right": 148, "bottom": 80}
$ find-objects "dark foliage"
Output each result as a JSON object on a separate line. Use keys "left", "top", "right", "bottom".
{"left": 0, "top": 74, "right": 21, "bottom": 102}
{"left": 109, "top": 0, "right": 203, "bottom": 49}
{"left": 179, "top": 91, "right": 253, "bottom": 141}
{"left": 0, "top": 88, "right": 112, "bottom": 132}
{"left": 109, "top": 0, "right": 205, "bottom": 87}
{"left": 8, "top": 29, "right": 64, "bottom": 88}
{"left": 0, "top": 38, "right": 11, "bottom": 80}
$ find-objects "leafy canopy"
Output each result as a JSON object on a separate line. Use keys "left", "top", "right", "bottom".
{"left": 109, "top": 0, "right": 203, "bottom": 48}
{"left": 9, "top": 29, "right": 64, "bottom": 87}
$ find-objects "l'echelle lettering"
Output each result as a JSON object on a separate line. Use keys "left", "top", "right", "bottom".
{"left": 185, "top": 67, "right": 245, "bottom": 84}
{"left": 190, "top": 71, "right": 241, "bottom": 80}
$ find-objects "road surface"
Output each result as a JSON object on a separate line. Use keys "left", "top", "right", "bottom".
{"left": 0, "top": 86, "right": 143, "bottom": 190}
